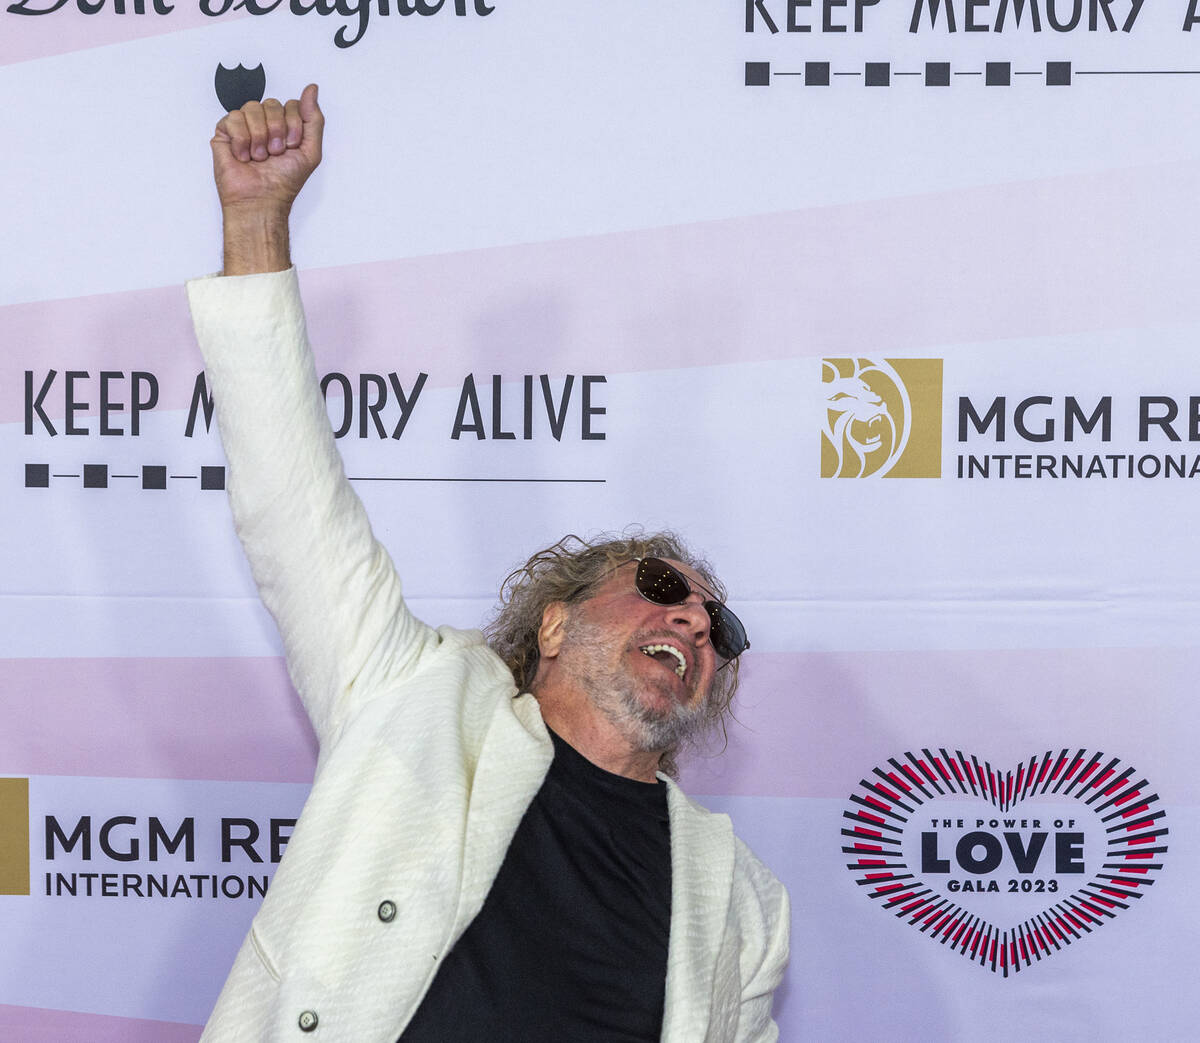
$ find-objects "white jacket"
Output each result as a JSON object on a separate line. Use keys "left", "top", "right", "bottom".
{"left": 187, "top": 269, "right": 790, "bottom": 1042}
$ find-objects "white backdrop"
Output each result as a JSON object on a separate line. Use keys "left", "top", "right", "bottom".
{"left": 3, "top": 2, "right": 1199, "bottom": 1039}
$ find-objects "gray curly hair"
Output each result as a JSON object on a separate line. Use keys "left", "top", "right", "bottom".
{"left": 483, "top": 530, "right": 741, "bottom": 777}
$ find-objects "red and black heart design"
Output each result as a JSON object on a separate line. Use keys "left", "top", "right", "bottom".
{"left": 842, "top": 748, "right": 1168, "bottom": 976}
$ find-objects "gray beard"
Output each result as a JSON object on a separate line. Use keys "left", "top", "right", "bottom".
{"left": 606, "top": 682, "right": 711, "bottom": 755}
{"left": 561, "top": 617, "right": 714, "bottom": 755}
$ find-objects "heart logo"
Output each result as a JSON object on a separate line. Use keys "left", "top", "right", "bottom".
{"left": 842, "top": 748, "right": 1168, "bottom": 976}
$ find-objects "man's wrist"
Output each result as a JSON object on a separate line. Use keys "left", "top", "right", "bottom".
{"left": 221, "top": 203, "right": 293, "bottom": 276}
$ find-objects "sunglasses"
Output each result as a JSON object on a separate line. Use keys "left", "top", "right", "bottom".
{"left": 633, "top": 557, "right": 750, "bottom": 662}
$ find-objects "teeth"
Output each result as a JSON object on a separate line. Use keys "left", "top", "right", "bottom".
{"left": 641, "top": 644, "right": 687, "bottom": 678}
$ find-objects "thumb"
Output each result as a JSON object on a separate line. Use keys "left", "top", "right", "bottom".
{"left": 299, "top": 83, "right": 322, "bottom": 128}
{"left": 298, "top": 83, "right": 324, "bottom": 164}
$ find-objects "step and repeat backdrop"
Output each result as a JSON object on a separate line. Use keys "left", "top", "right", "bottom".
{"left": 3, "top": 3, "right": 1199, "bottom": 1040}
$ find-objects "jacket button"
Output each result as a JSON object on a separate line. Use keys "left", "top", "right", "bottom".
{"left": 298, "top": 1010, "right": 318, "bottom": 1032}
{"left": 377, "top": 899, "right": 397, "bottom": 923}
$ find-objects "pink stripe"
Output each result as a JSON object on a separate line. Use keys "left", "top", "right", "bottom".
{"left": 0, "top": 1004, "right": 200, "bottom": 1042}
{"left": 4, "top": 647, "right": 1197, "bottom": 798}
{"left": 301, "top": 161, "right": 1197, "bottom": 370}
{"left": 3, "top": 284, "right": 199, "bottom": 425}
{"left": 2, "top": 9, "right": 246, "bottom": 67}
{"left": 0, "top": 657, "right": 315, "bottom": 782}
{"left": 6, "top": 162, "right": 1196, "bottom": 423}
{"left": 680, "top": 645, "right": 1200, "bottom": 798}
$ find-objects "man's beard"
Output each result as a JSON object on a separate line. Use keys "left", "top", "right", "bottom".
{"left": 560, "top": 616, "right": 715, "bottom": 755}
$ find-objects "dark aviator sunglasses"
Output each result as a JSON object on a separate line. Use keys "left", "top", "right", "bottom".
{"left": 633, "top": 558, "right": 750, "bottom": 663}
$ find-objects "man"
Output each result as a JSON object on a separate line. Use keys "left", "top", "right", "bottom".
{"left": 188, "top": 83, "right": 789, "bottom": 1041}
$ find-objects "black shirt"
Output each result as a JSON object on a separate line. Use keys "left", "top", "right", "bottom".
{"left": 399, "top": 729, "right": 672, "bottom": 1042}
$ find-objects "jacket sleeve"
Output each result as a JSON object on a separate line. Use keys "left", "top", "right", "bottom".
{"left": 734, "top": 838, "right": 791, "bottom": 1042}
{"left": 187, "top": 268, "right": 440, "bottom": 744}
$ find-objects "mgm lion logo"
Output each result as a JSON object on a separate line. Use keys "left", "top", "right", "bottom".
{"left": 821, "top": 358, "right": 943, "bottom": 479}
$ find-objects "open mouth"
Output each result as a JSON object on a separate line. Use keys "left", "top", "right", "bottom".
{"left": 640, "top": 643, "right": 687, "bottom": 679}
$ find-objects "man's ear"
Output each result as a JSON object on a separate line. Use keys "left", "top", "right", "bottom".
{"left": 538, "top": 602, "right": 568, "bottom": 661}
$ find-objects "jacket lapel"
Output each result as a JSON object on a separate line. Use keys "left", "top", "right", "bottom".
{"left": 454, "top": 693, "right": 554, "bottom": 930}
{"left": 661, "top": 781, "right": 735, "bottom": 1043}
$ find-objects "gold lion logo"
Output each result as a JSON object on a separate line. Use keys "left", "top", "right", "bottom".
{"left": 822, "top": 358, "right": 913, "bottom": 478}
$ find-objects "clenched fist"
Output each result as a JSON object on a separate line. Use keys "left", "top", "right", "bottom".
{"left": 211, "top": 83, "right": 324, "bottom": 275}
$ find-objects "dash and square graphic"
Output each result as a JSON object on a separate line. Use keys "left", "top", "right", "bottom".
{"left": 747, "top": 61, "right": 1074, "bottom": 86}
{"left": 24, "top": 464, "right": 226, "bottom": 491}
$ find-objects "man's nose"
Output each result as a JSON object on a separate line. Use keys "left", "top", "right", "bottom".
{"left": 667, "top": 595, "right": 711, "bottom": 642}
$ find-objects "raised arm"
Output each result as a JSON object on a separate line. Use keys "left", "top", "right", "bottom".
{"left": 189, "top": 86, "right": 438, "bottom": 744}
